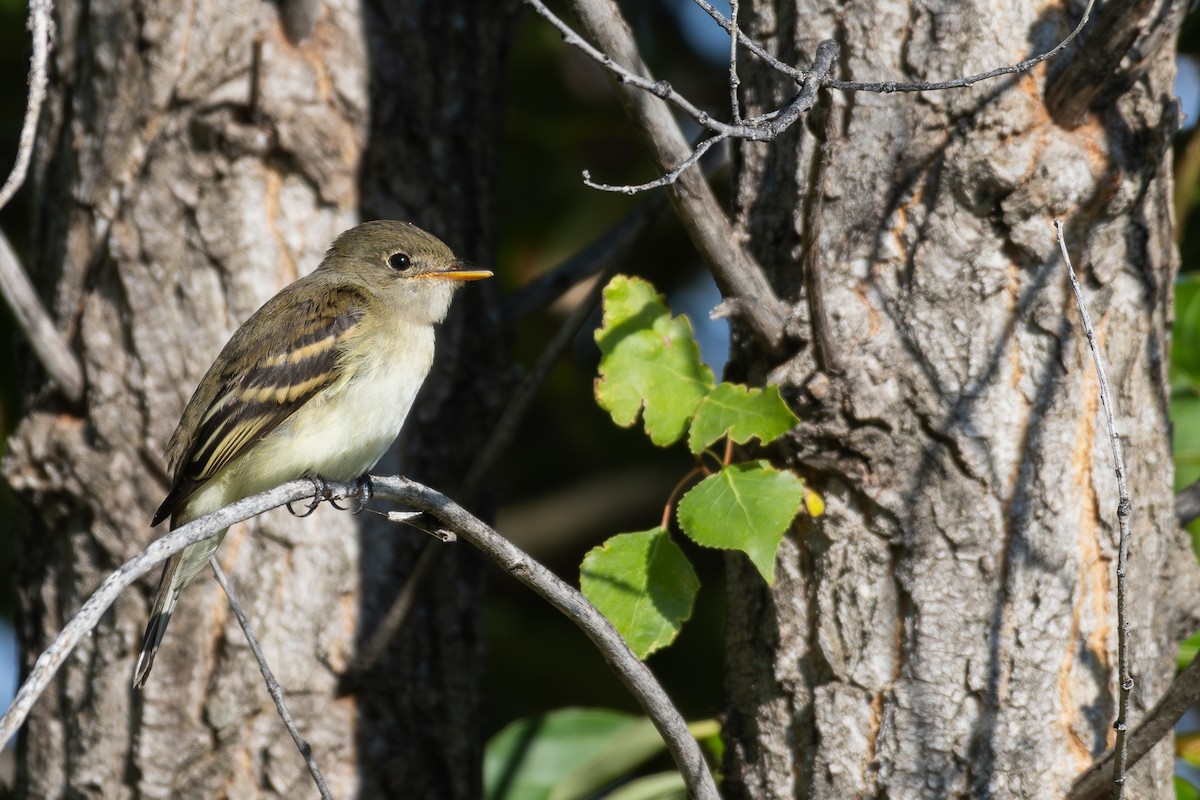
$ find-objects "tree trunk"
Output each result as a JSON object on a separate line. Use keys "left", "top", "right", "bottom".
{"left": 1, "top": 0, "right": 514, "bottom": 797}
{"left": 724, "top": 1, "right": 1200, "bottom": 797}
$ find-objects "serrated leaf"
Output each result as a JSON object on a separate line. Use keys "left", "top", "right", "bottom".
{"left": 676, "top": 462, "right": 804, "bottom": 583}
{"left": 580, "top": 528, "right": 699, "bottom": 659}
{"left": 484, "top": 709, "right": 638, "bottom": 800}
{"left": 595, "top": 276, "right": 714, "bottom": 446}
{"left": 688, "top": 383, "right": 798, "bottom": 454}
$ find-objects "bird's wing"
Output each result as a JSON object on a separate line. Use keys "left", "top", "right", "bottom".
{"left": 153, "top": 283, "right": 368, "bottom": 526}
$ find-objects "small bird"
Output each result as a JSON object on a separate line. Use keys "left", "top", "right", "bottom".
{"left": 133, "top": 220, "right": 491, "bottom": 688}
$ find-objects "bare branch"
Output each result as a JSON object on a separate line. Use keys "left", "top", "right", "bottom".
{"left": 727, "top": 0, "right": 741, "bottom": 123}
{"left": 1056, "top": 220, "right": 1133, "bottom": 799}
{"left": 369, "top": 476, "right": 719, "bottom": 800}
{"left": 0, "top": 475, "right": 718, "bottom": 799}
{"left": 336, "top": 537, "right": 443, "bottom": 689}
{"left": 690, "top": 0, "right": 805, "bottom": 83}
{"left": 0, "top": 478, "right": 331, "bottom": 750}
{"left": 583, "top": 133, "right": 729, "bottom": 194}
{"left": 501, "top": 194, "right": 666, "bottom": 320}
{"left": 823, "top": 0, "right": 1095, "bottom": 93}
{"left": 1178, "top": 477, "right": 1200, "bottom": 527}
{"left": 0, "top": 228, "right": 83, "bottom": 401}
{"left": 464, "top": 255, "right": 619, "bottom": 497}
{"left": 1046, "top": 0, "right": 1147, "bottom": 128}
{"left": 1068, "top": 647, "right": 1200, "bottom": 799}
{"left": 211, "top": 561, "right": 332, "bottom": 800}
{"left": 551, "top": 0, "right": 791, "bottom": 353}
{"left": 0, "top": 0, "right": 52, "bottom": 212}
{"left": 529, "top": 0, "right": 832, "bottom": 144}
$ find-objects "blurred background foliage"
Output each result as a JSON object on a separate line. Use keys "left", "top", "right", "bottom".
{"left": 5, "top": 0, "right": 1200, "bottom": 795}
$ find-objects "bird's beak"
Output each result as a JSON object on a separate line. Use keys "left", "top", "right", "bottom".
{"left": 421, "top": 260, "right": 493, "bottom": 282}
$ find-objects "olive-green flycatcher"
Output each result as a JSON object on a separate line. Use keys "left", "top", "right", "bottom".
{"left": 133, "top": 220, "right": 491, "bottom": 688}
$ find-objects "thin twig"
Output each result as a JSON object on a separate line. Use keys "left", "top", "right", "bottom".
{"left": 527, "top": 0, "right": 829, "bottom": 144}
{"left": 823, "top": 0, "right": 1095, "bottom": 93}
{"left": 1177, "top": 477, "right": 1200, "bottom": 527}
{"left": 1068, "top": 648, "right": 1200, "bottom": 799}
{"left": 0, "top": 478, "right": 335, "bottom": 750}
{"left": 1045, "top": 0, "right": 1146, "bottom": 127}
{"left": 583, "top": 133, "right": 729, "bottom": 194}
{"left": 0, "top": 0, "right": 52, "bottom": 212}
{"left": 501, "top": 194, "right": 666, "bottom": 321}
{"left": 693, "top": 0, "right": 1093, "bottom": 95}
{"left": 728, "top": 0, "right": 741, "bottom": 123}
{"left": 690, "top": 0, "right": 805, "bottom": 82}
{"left": 534, "top": 0, "right": 1093, "bottom": 153}
{"left": 1056, "top": 220, "right": 1132, "bottom": 800}
{"left": 0, "top": 476, "right": 718, "bottom": 799}
{"left": 465, "top": 262, "right": 620, "bottom": 498}
{"left": 0, "top": 228, "right": 83, "bottom": 401}
{"left": 211, "top": 561, "right": 333, "bottom": 800}
{"left": 556, "top": 0, "right": 791, "bottom": 353}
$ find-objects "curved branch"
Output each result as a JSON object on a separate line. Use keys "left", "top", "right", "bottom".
{"left": 0, "top": 0, "right": 52, "bottom": 212}
{"left": 1068, "top": 648, "right": 1200, "bottom": 799}
{"left": 0, "top": 476, "right": 719, "bottom": 800}
{"left": 0, "top": 228, "right": 84, "bottom": 402}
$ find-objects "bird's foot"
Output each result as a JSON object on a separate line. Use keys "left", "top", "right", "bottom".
{"left": 287, "top": 475, "right": 331, "bottom": 518}
{"left": 330, "top": 474, "right": 373, "bottom": 514}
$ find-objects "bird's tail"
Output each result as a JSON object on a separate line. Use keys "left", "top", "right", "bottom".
{"left": 133, "top": 553, "right": 183, "bottom": 688}
{"left": 133, "top": 529, "right": 227, "bottom": 688}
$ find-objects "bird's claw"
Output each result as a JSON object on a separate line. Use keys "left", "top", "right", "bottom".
{"left": 329, "top": 474, "right": 373, "bottom": 514}
{"left": 288, "top": 476, "right": 331, "bottom": 518}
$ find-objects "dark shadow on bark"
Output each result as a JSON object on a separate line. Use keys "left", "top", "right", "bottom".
{"left": 352, "top": 1, "right": 520, "bottom": 797}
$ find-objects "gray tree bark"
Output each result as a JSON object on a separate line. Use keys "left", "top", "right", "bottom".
{"left": 724, "top": 1, "right": 1200, "bottom": 798}
{"left": 1, "top": 0, "right": 515, "bottom": 797}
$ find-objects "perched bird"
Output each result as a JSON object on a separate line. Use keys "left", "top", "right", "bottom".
{"left": 133, "top": 220, "right": 491, "bottom": 688}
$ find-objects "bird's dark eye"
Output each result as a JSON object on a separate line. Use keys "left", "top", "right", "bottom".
{"left": 388, "top": 252, "right": 412, "bottom": 271}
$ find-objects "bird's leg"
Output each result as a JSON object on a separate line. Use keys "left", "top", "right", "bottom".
{"left": 330, "top": 474, "right": 373, "bottom": 514}
{"left": 287, "top": 475, "right": 329, "bottom": 518}
{"left": 353, "top": 474, "right": 373, "bottom": 514}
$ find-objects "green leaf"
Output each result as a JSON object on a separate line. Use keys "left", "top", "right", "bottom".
{"left": 688, "top": 383, "right": 798, "bottom": 454}
{"left": 594, "top": 276, "right": 714, "bottom": 446}
{"left": 1178, "top": 775, "right": 1200, "bottom": 800}
{"left": 484, "top": 709, "right": 638, "bottom": 800}
{"left": 602, "top": 772, "right": 688, "bottom": 800}
{"left": 1180, "top": 628, "right": 1200, "bottom": 670}
{"left": 548, "top": 717, "right": 669, "bottom": 800}
{"left": 1175, "top": 275, "right": 1200, "bottom": 391}
{"left": 676, "top": 462, "right": 804, "bottom": 583}
{"left": 581, "top": 528, "right": 699, "bottom": 659}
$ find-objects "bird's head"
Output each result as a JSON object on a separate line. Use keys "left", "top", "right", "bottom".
{"left": 322, "top": 220, "right": 492, "bottom": 324}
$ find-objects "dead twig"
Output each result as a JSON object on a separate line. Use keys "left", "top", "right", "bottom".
{"left": 211, "top": 561, "right": 332, "bottom": 800}
{"left": 1056, "top": 219, "right": 1132, "bottom": 800}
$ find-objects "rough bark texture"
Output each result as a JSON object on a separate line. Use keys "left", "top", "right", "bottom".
{"left": 724, "top": 1, "right": 1200, "bottom": 798}
{"left": 1, "top": 0, "right": 514, "bottom": 797}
